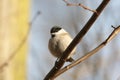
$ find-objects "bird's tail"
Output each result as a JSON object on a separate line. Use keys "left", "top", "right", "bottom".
{"left": 66, "top": 57, "right": 74, "bottom": 62}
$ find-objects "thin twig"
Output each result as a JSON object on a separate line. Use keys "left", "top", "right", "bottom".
{"left": 63, "top": 0, "right": 97, "bottom": 13}
{"left": 55, "top": 25, "right": 120, "bottom": 77}
{"left": 44, "top": 0, "right": 110, "bottom": 80}
{"left": 0, "top": 11, "right": 40, "bottom": 71}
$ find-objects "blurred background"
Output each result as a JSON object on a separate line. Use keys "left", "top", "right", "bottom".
{"left": 28, "top": 0, "right": 120, "bottom": 80}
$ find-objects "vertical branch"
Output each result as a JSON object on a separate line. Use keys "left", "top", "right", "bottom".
{"left": 55, "top": 26, "right": 120, "bottom": 78}
{"left": 44, "top": 0, "right": 110, "bottom": 80}
{"left": 0, "top": 11, "right": 40, "bottom": 71}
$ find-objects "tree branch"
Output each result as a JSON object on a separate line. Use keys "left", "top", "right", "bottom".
{"left": 44, "top": 0, "right": 110, "bottom": 80}
{"left": 0, "top": 11, "right": 40, "bottom": 71}
{"left": 63, "top": 0, "right": 97, "bottom": 13}
{"left": 54, "top": 25, "right": 120, "bottom": 78}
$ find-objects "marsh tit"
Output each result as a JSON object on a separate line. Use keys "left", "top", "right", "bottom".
{"left": 48, "top": 26, "right": 76, "bottom": 62}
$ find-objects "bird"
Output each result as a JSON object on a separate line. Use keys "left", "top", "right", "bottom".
{"left": 48, "top": 26, "right": 76, "bottom": 62}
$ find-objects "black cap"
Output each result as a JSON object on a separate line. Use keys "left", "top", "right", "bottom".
{"left": 50, "top": 26, "right": 62, "bottom": 33}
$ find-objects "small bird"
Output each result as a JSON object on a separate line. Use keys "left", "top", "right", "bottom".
{"left": 48, "top": 26, "right": 76, "bottom": 62}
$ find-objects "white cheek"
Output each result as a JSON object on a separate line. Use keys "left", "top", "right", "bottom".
{"left": 56, "top": 29, "right": 67, "bottom": 34}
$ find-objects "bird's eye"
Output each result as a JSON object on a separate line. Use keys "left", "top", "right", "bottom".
{"left": 51, "top": 34, "right": 55, "bottom": 38}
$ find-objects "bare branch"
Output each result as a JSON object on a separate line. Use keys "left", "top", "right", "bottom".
{"left": 63, "top": 0, "right": 97, "bottom": 13}
{"left": 55, "top": 25, "right": 120, "bottom": 77}
{"left": 44, "top": 0, "right": 110, "bottom": 80}
{"left": 0, "top": 11, "right": 40, "bottom": 71}
{"left": 29, "top": 11, "right": 41, "bottom": 26}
